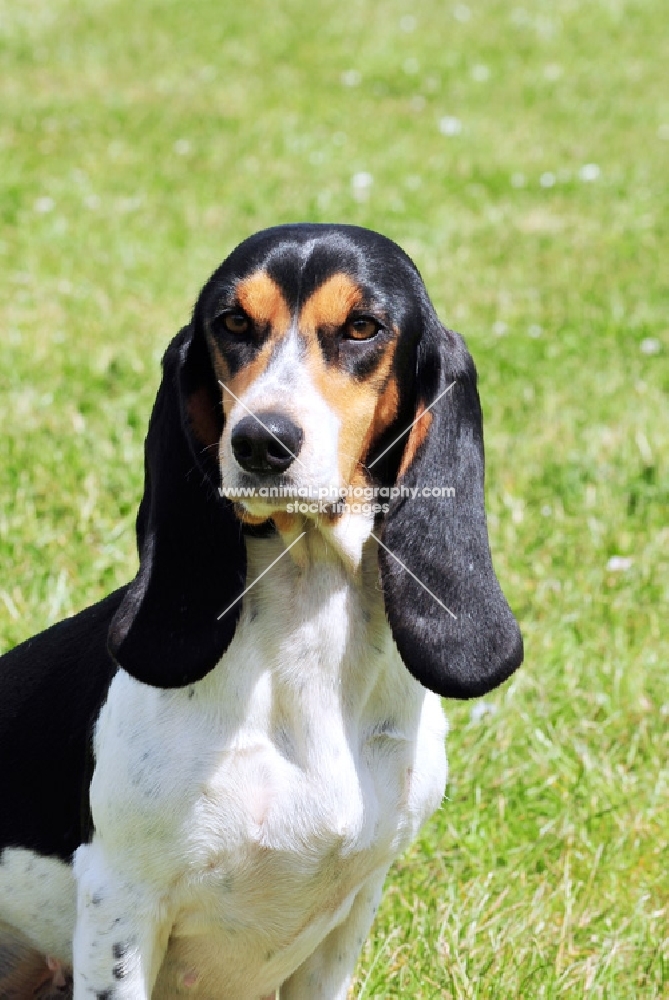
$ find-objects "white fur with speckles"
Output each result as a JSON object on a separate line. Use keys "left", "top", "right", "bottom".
{"left": 1, "top": 525, "right": 447, "bottom": 1000}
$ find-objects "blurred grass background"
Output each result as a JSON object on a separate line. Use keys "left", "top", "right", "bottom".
{"left": 1, "top": 0, "right": 667, "bottom": 995}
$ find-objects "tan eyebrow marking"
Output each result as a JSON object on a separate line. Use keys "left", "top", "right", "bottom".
{"left": 209, "top": 271, "right": 292, "bottom": 420}
{"left": 236, "top": 271, "right": 292, "bottom": 332}
{"left": 299, "top": 272, "right": 363, "bottom": 331}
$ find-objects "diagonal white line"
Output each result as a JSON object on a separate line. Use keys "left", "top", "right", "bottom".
{"left": 366, "top": 380, "right": 457, "bottom": 470}
{"left": 218, "top": 380, "right": 307, "bottom": 470}
{"left": 217, "top": 531, "right": 307, "bottom": 620}
{"left": 371, "top": 531, "right": 457, "bottom": 620}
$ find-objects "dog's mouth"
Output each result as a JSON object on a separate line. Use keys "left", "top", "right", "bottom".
{"left": 220, "top": 469, "right": 385, "bottom": 536}
{"left": 226, "top": 477, "right": 379, "bottom": 574}
{"left": 225, "top": 485, "right": 343, "bottom": 528}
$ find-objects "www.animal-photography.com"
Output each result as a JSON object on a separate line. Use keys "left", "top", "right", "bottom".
{"left": 0, "top": 1, "right": 666, "bottom": 998}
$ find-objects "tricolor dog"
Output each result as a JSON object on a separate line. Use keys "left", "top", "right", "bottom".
{"left": 0, "top": 224, "right": 523, "bottom": 999}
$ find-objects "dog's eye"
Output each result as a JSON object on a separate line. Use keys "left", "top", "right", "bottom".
{"left": 346, "top": 317, "right": 380, "bottom": 341}
{"left": 221, "top": 311, "right": 250, "bottom": 334}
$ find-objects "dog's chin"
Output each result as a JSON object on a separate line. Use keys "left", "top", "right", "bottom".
{"left": 232, "top": 496, "right": 375, "bottom": 572}
{"left": 220, "top": 467, "right": 378, "bottom": 568}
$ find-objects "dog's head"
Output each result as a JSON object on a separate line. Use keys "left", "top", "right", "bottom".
{"left": 108, "top": 224, "right": 523, "bottom": 697}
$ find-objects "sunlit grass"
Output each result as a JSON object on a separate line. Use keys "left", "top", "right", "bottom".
{"left": 1, "top": 0, "right": 667, "bottom": 995}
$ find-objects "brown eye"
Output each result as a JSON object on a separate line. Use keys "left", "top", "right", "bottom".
{"left": 346, "top": 317, "right": 380, "bottom": 341}
{"left": 222, "top": 311, "right": 250, "bottom": 334}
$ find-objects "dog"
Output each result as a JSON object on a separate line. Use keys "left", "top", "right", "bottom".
{"left": 0, "top": 224, "right": 523, "bottom": 1000}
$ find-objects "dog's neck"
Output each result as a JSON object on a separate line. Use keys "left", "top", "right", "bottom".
{"left": 179, "top": 516, "right": 412, "bottom": 798}
{"left": 244, "top": 512, "right": 382, "bottom": 614}
{"left": 222, "top": 515, "right": 396, "bottom": 703}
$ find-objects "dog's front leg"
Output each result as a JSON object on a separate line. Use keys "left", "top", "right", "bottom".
{"left": 280, "top": 868, "right": 389, "bottom": 1000}
{"left": 72, "top": 842, "right": 171, "bottom": 1000}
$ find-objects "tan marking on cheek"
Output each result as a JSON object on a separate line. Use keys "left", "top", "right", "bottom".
{"left": 359, "top": 374, "right": 400, "bottom": 466}
{"left": 313, "top": 339, "right": 399, "bottom": 486}
{"left": 397, "top": 403, "right": 433, "bottom": 478}
{"left": 237, "top": 271, "right": 291, "bottom": 332}
{"left": 336, "top": 385, "right": 380, "bottom": 484}
{"left": 299, "top": 272, "right": 362, "bottom": 331}
{"left": 186, "top": 385, "right": 221, "bottom": 451}
{"left": 308, "top": 357, "right": 379, "bottom": 485}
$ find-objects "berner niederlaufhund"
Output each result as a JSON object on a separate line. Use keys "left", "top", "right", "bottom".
{"left": 0, "top": 224, "right": 522, "bottom": 1000}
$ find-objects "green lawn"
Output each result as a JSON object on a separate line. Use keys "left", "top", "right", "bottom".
{"left": 1, "top": 0, "right": 667, "bottom": 995}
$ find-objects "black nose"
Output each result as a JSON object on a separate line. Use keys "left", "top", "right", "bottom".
{"left": 231, "top": 412, "right": 303, "bottom": 475}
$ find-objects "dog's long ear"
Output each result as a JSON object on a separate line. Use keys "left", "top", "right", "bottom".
{"left": 108, "top": 324, "right": 246, "bottom": 687}
{"left": 378, "top": 301, "right": 523, "bottom": 699}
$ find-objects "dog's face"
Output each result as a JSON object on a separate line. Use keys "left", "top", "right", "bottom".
{"left": 109, "top": 224, "right": 523, "bottom": 699}
{"left": 194, "top": 225, "right": 423, "bottom": 521}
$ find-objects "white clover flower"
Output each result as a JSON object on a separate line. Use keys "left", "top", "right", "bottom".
{"left": 351, "top": 172, "right": 373, "bottom": 201}
{"left": 34, "top": 197, "right": 54, "bottom": 213}
{"left": 439, "top": 116, "right": 462, "bottom": 136}
{"left": 579, "top": 163, "right": 601, "bottom": 182}
{"left": 453, "top": 4, "right": 471, "bottom": 22}
{"left": 470, "top": 701, "right": 497, "bottom": 723}
{"left": 471, "top": 64, "right": 490, "bottom": 82}
{"left": 341, "top": 70, "right": 361, "bottom": 87}
{"left": 606, "top": 556, "right": 633, "bottom": 572}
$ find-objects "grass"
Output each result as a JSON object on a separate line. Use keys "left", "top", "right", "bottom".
{"left": 1, "top": 0, "right": 667, "bottom": 995}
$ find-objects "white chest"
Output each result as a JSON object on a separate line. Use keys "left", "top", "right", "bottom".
{"left": 89, "top": 539, "right": 448, "bottom": 995}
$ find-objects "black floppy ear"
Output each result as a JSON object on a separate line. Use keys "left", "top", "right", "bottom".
{"left": 108, "top": 324, "right": 246, "bottom": 687}
{"left": 378, "top": 303, "right": 523, "bottom": 699}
